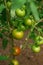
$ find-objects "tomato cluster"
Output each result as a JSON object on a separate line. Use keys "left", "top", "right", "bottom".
{"left": 11, "top": 5, "right": 35, "bottom": 40}
{"left": 11, "top": 4, "right": 43, "bottom": 54}
{"left": 31, "top": 36, "right": 43, "bottom": 53}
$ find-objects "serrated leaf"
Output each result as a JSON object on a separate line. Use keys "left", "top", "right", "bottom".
{"left": 2, "top": 38, "right": 8, "bottom": 49}
{"left": 11, "top": 0, "right": 26, "bottom": 9}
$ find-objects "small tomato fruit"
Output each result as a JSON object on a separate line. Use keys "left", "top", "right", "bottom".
{"left": 20, "top": 25, "right": 26, "bottom": 31}
{"left": 32, "top": 45, "right": 40, "bottom": 53}
{"left": 12, "top": 59, "right": 19, "bottom": 65}
{"left": 36, "top": 36, "right": 43, "bottom": 41}
{"left": 15, "top": 9, "right": 25, "bottom": 17}
{"left": 12, "top": 29, "right": 24, "bottom": 39}
{"left": 24, "top": 18, "right": 32, "bottom": 26}
{"left": 13, "top": 47, "right": 21, "bottom": 55}
{"left": 6, "top": 1, "right": 12, "bottom": 8}
{"left": 37, "top": 40, "right": 43, "bottom": 45}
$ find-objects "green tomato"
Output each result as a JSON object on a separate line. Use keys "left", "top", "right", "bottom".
{"left": 15, "top": 9, "right": 25, "bottom": 17}
{"left": 32, "top": 45, "right": 40, "bottom": 53}
{"left": 6, "top": 1, "right": 12, "bottom": 8}
{"left": 37, "top": 40, "right": 43, "bottom": 45}
{"left": 36, "top": 36, "right": 43, "bottom": 45}
{"left": 20, "top": 25, "right": 26, "bottom": 31}
{"left": 12, "top": 29, "right": 24, "bottom": 40}
{"left": 36, "top": 36, "right": 43, "bottom": 41}
{"left": 12, "top": 59, "right": 19, "bottom": 65}
{"left": 24, "top": 18, "right": 32, "bottom": 26}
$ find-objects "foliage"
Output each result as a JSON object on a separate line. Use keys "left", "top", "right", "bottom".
{"left": 0, "top": 0, "right": 43, "bottom": 62}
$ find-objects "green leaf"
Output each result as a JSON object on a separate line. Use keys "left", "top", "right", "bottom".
{"left": 1, "top": 8, "right": 8, "bottom": 26}
{"left": 11, "top": 0, "right": 26, "bottom": 9}
{"left": 29, "top": 32, "right": 36, "bottom": 40}
{"left": 0, "top": 4, "right": 5, "bottom": 13}
{"left": 0, "top": 55, "right": 9, "bottom": 60}
{"left": 2, "top": 38, "right": 8, "bottom": 49}
{"left": 29, "top": 1, "right": 40, "bottom": 21}
{"left": 1, "top": 8, "right": 7, "bottom": 21}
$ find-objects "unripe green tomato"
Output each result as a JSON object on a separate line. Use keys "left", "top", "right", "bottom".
{"left": 12, "top": 59, "right": 19, "bottom": 65}
{"left": 37, "top": 40, "right": 43, "bottom": 45}
{"left": 20, "top": 25, "right": 26, "bottom": 31}
{"left": 15, "top": 9, "right": 25, "bottom": 17}
{"left": 12, "top": 29, "right": 24, "bottom": 40}
{"left": 6, "top": 1, "right": 12, "bottom": 8}
{"left": 36, "top": 36, "right": 43, "bottom": 41}
{"left": 32, "top": 45, "right": 40, "bottom": 53}
{"left": 24, "top": 18, "right": 32, "bottom": 26}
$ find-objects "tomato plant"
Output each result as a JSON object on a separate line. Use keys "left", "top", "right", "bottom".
{"left": 0, "top": 0, "right": 43, "bottom": 64}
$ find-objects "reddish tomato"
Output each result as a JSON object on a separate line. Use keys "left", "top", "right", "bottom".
{"left": 13, "top": 47, "right": 21, "bottom": 55}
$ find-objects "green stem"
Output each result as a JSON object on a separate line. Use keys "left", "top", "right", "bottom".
{"left": 22, "top": 20, "right": 41, "bottom": 49}
{"left": 27, "top": 20, "right": 41, "bottom": 39}
{"left": 4, "top": 0, "right": 14, "bottom": 61}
